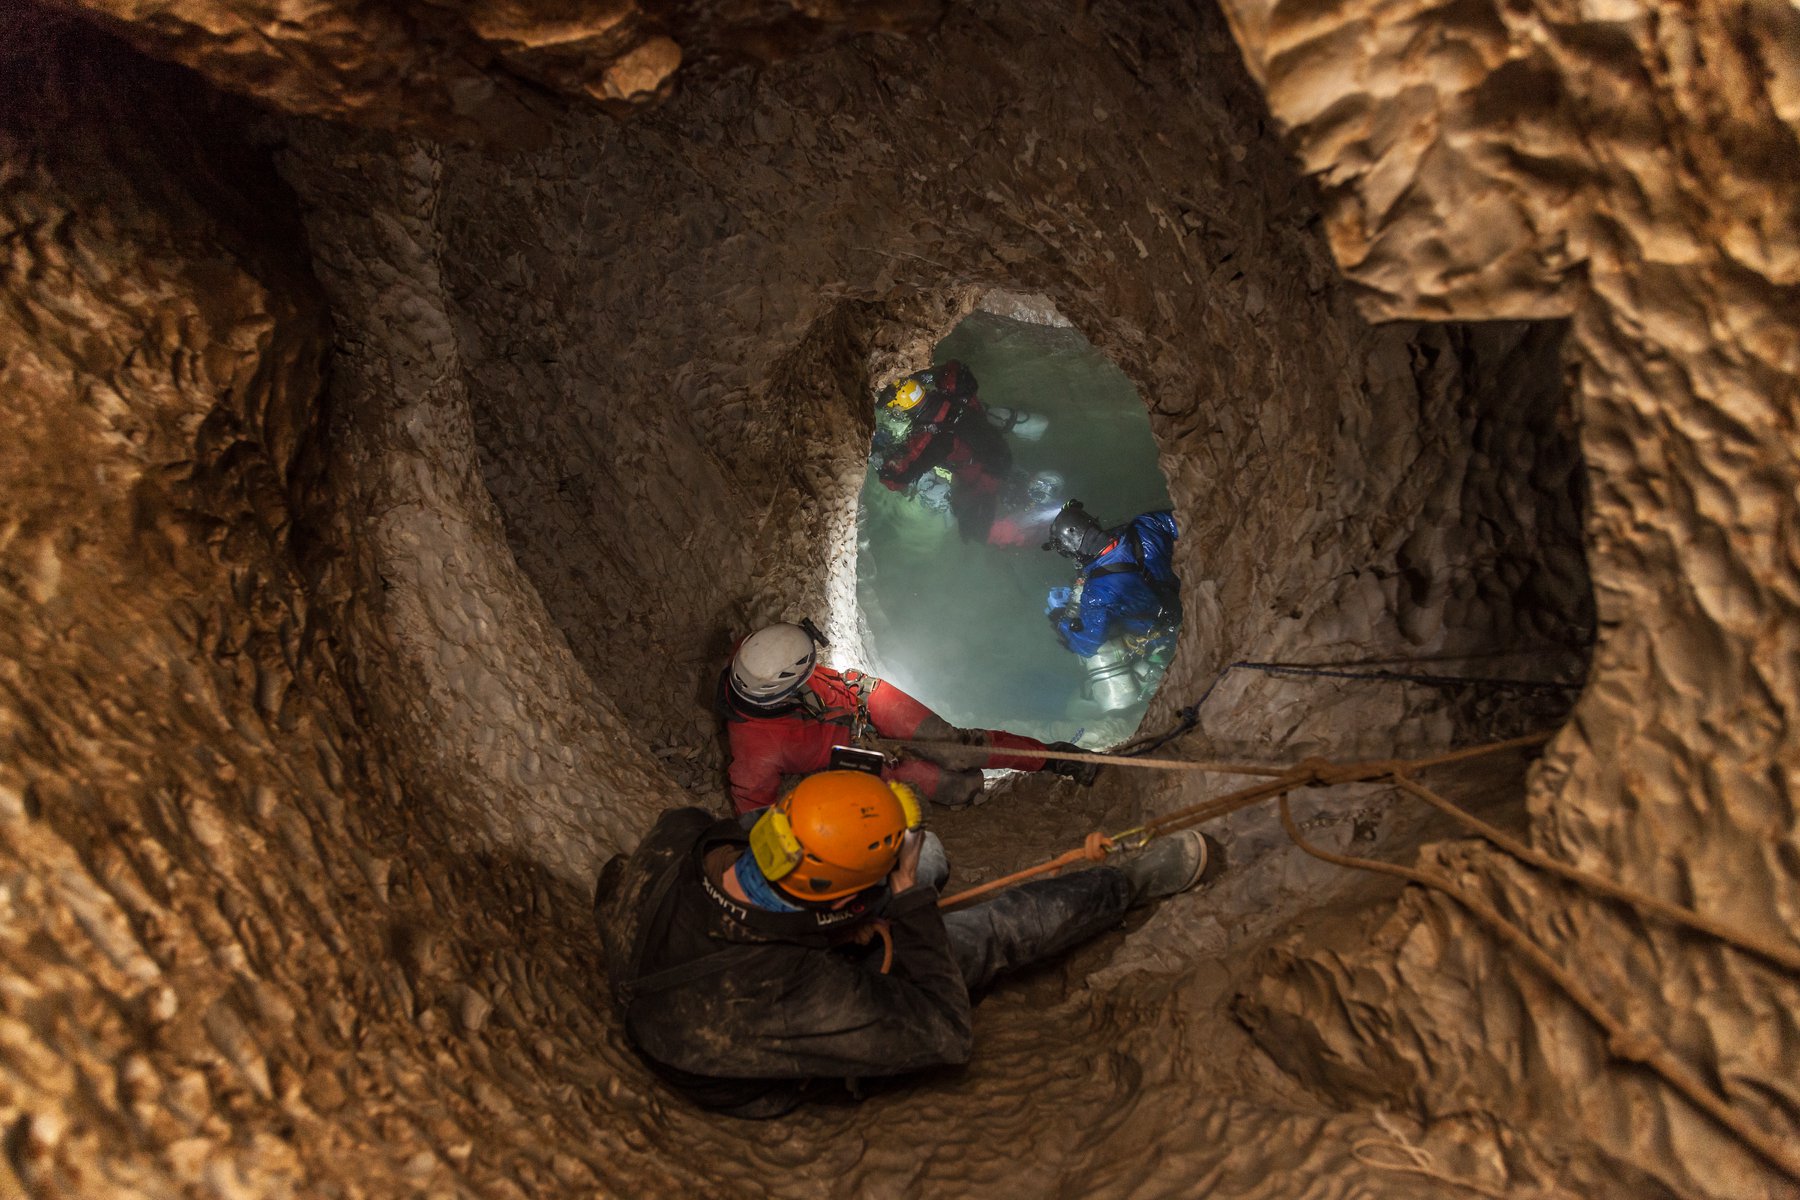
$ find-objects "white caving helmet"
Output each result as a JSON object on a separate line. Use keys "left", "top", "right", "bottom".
{"left": 730, "top": 623, "right": 819, "bottom": 708}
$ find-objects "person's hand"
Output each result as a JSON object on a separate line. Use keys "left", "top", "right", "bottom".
{"left": 889, "top": 830, "right": 924, "bottom": 892}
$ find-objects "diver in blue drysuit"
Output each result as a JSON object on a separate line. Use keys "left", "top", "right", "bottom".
{"left": 1044, "top": 503, "right": 1181, "bottom": 708}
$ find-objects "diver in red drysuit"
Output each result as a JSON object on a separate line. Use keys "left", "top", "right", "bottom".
{"left": 983, "top": 469, "right": 1068, "bottom": 549}
{"left": 875, "top": 361, "right": 1013, "bottom": 543}
{"left": 720, "top": 624, "right": 1095, "bottom": 815}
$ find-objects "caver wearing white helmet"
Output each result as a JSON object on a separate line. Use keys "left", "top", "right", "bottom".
{"left": 718, "top": 620, "right": 1096, "bottom": 816}
{"left": 728, "top": 623, "right": 820, "bottom": 709}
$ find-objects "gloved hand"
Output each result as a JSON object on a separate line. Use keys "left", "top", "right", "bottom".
{"left": 1044, "top": 586, "right": 1072, "bottom": 615}
{"left": 877, "top": 463, "right": 906, "bottom": 491}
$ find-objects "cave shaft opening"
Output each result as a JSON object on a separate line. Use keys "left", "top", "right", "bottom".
{"left": 857, "top": 306, "right": 1177, "bottom": 745}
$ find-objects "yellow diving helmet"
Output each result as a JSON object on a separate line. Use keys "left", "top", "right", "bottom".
{"left": 891, "top": 379, "right": 925, "bottom": 411}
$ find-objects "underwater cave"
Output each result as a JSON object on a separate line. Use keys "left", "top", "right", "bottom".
{"left": 856, "top": 307, "right": 1176, "bottom": 745}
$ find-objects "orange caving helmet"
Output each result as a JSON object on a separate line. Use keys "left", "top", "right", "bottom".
{"left": 750, "top": 770, "right": 923, "bottom": 901}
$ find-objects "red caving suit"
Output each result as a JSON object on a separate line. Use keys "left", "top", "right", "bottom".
{"left": 876, "top": 362, "right": 1012, "bottom": 542}
{"left": 721, "top": 665, "right": 1050, "bottom": 815}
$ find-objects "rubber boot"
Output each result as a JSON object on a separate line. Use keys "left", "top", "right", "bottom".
{"left": 888, "top": 759, "right": 985, "bottom": 809}
{"left": 933, "top": 768, "right": 985, "bottom": 809}
{"left": 1118, "top": 831, "right": 1212, "bottom": 906}
{"left": 1044, "top": 742, "right": 1101, "bottom": 787}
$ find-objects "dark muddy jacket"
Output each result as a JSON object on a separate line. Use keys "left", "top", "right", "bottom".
{"left": 594, "top": 807, "right": 973, "bottom": 1116}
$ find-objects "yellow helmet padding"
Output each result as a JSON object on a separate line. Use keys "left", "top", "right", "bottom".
{"left": 749, "top": 808, "right": 805, "bottom": 881}
{"left": 887, "top": 781, "right": 922, "bottom": 832}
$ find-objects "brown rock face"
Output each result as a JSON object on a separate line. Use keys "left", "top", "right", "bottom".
{"left": 1219, "top": 1, "right": 1800, "bottom": 1196}
{"left": 0, "top": 0, "right": 1792, "bottom": 1197}
{"left": 49, "top": 0, "right": 945, "bottom": 139}
{"left": 49, "top": 0, "right": 683, "bottom": 141}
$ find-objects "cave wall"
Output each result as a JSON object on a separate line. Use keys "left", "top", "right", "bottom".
{"left": 53, "top": 0, "right": 681, "bottom": 139}
{"left": 8, "top": 0, "right": 1790, "bottom": 1195}
{"left": 0, "top": 14, "right": 442, "bottom": 1192}
{"left": 52, "top": 0, "right": 948, "bottom": 143}
{"left": 323, "top": 0, "right": 1591, "bottom": 790}
{"left": 275, "top": 128, "right": 681, "bottom": 883}
{"left": 0, "top": 11, "right": 742, "bottom": 1196}
{"left": 1219, "top": 2, "right": 1800, "bottom": 1195}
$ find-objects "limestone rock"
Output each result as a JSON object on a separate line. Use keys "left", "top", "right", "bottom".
{"left": 3, "top": 0, "right": 1793, "bottom": 1195}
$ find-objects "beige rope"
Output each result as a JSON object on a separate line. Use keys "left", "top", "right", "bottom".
{"left": 874, "top": 730, "right": 1555, "bottom": 784}
{"left": 1391, "top": 773, "right": 1800, "bottom": 976}
{"left": 868, "top": 735, "right": 1289, "bottom": 777}
{"left": 1279, "top": 794, "right": 1800, "bottom": 1185}
{"left": 917, "top": 724, "right": 1798, "bottom": 1183}
{"left": 936, "top": 732, "right": 1549, "bottom": 906}
{"left": 1129, "top": 731, "right": 1555, "bottom": 842}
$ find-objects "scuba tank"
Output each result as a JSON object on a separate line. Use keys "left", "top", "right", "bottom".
{"left": 872, "top": 403, "right": 912, "bottom": 455}
{"left": 1081, "top": 638, "right": 1143, "bottom": 712}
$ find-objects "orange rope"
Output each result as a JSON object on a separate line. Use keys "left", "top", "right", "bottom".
{"left": 872, "top": 921, "right": 894, "bottom": 974}
{"left": 935, "top": 732, "right": 1553, "bottom": 910}
{"left": 938, "top": 833, "right": 1115, "bottom": 909}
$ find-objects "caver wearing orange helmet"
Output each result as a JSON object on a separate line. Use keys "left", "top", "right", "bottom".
{"left": 748, "top": 769, "right": 923, "bottom": 900}
{"left": 594, "top": 760, "right": 1217, "bottom": 1119}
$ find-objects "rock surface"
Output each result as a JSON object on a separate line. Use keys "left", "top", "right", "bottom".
{"left": 2, "top": 0, "right": 1792, "bottom": 1195}
{"left": 1218, "top": 1, "right": 1800, "bottom": 1195}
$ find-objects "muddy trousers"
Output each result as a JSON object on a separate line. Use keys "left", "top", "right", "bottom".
{"left": 918, "top": 840, "right": 1132, "bottom": 992}
{"left": 669, "top": 842, "right": 1131, "bottom": 1119}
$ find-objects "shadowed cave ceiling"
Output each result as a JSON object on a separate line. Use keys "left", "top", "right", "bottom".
{"left": 1, "top": 0, "right": 1796, "bottom": 1197}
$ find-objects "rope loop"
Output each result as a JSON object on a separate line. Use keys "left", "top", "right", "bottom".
{"left": 1082, "top": 832, "right": 1114, "bottom": 861}
{"left": 1295, "top": 756, "right": 1334, "bottom": 784}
